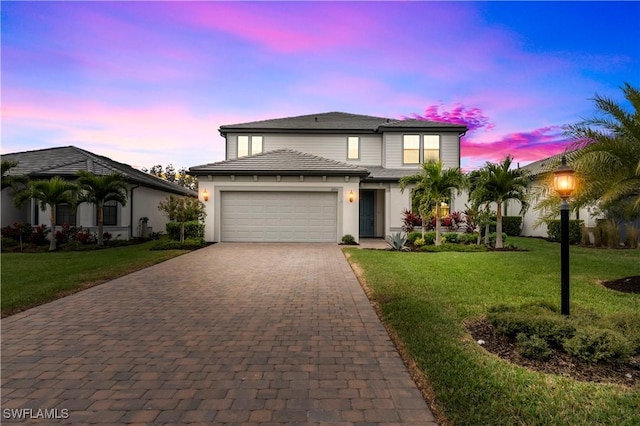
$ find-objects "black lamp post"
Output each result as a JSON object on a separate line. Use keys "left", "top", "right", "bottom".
{"left": 553, "top": 155, "right": 576, "bottom": 316}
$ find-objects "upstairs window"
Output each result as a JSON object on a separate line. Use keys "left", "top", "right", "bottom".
{"left": 403, "top": 134, "right": 440, "bottom": 164}
{"left": 347, "top": 136, "right": 360, "bottom": 160}
{"left": 238, "top": 135, "right": 263, "bottom": 158}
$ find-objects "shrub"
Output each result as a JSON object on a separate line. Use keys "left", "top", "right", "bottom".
{"left": 386, "top": 232, "right": 409, "bottom": 251}
{"left": 516, "top": 333, "right": 552, "bottom": 361}
{"left": 414, "top": 238, "right": 426, "bottom": 247}
{"left": 1, "top": 236, "right": 18, "bottom": 249}
{"left": 457, "top": 233, "right": 479, "bottom": 245}
{"left": 501, "top": 216, "right": 523, "bottom": 236}
{"left": 546, "top": 219, "right": 584, "bottom": 244}
{"left": 420, "top": 243, "right": 487, "bottom": 252}
{"left": 407, "top": 231, "right": 422, "bottom": 244}
{"left": 625, "top": 225, "right": 639, "bottom": 249}
{"left": 442, "top": 232, "right": 459, "bottom": 244}
{"left": 606, "top": 312, "right": 640, "bottom": 354}
{"left": 30, "top": 225, "right": 49, "bottom": 245}
{"left": 488, "top": 232, "right": 508, "bottom": 247}
{"left": 1, "top": 222, "right": 34, "bottom": 242}
{"left": 166, "top": 221, "right": 205, "bottom": 241}
{"left": 151, "top": 237, "right": 207, "bottom": 251}
{"left": 341, "top": 234, "right": 357, "bottom": 245}
{"left": 401, "top": 209, "right": 422, "bottom": 232}
{"left": 563, "top": 327, "right": 633, "bottom": 363}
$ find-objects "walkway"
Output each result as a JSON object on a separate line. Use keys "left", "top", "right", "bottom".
{"left": 1, "top": 243, "right": 436, "bottom": 425}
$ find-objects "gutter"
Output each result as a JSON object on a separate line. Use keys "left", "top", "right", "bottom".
{"left": 129, "top": 183, "right": 140, "bottom": 238}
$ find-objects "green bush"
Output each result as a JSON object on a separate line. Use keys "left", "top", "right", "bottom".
{"left": 442, "top": 232, "right": 459, "bottom": 244}
{"left": 488, "top": 303, "right": 575, "bottom": 348}
{"left": 606, "top": 312, "right": 640, "bottom": 354}
{"left": 341, "top": 234, "right": 357, "bottom": 245}
{"left": 546, "top": 220, "right": 584, "bottom": 244}
{"left": 516, "top": 333, "right": 552, "bottom": 361}
{"left": 407, "top": 231, "right": 422, "bottom": 244}
{"left": 420, "top": 243, "right": 487, "bottom": 252}
{"left": 414, "top": 238, "right": 426, "bottom": 247}
{"left": 563, "top": 327, "right": 633, "bottom": 363}
{"left": 488, "top": 232, "right": 508, "bottom": 246}
{"left": 457, "top": 233, "right": 479, "bottom": 245}
{"left": 501, "top": 216, "right": 523, "bottom": 236}
{"left": 165, "top": 221, "right": 205, "bottom": 241}
{"left": 151, "top": 237, "right": 207, "bottom": 251}
{"left": 1, "top": 237, "right": 18, "bottom": 249}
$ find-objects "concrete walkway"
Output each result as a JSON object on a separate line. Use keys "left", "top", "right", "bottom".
{"left": 1, "top": 243, "right": 436, "bottom": 425}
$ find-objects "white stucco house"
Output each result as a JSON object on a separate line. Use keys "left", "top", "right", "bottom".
{"left": 189, "top": 112, "right": 467, "bottom": 243}
{"left": 1, "top": 146, "right": 196, "bottom": 239}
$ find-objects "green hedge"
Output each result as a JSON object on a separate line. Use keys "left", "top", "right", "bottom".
{"left": 501, "top": 216, "right": 522, "bottom": 236}
{"left": 165, "top": 221, "right": 205, "bottom": 241}
{"left": 546, "top": 220, "right": 584, "bottom": 244}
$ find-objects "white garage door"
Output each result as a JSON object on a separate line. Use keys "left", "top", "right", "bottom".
{"left": 221, "top": 191, "right": 338, "bottom": 242}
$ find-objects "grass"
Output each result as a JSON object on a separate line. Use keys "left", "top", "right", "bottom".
{"left": 345, "top": 237, "right": 640, "bottom": 426}
{"left": 1, "top": 240, "right": 190, "bottom": 317}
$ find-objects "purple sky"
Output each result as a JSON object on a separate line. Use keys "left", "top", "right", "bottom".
{"left": 2, "top": 1, "right": 639, "bottom": 171}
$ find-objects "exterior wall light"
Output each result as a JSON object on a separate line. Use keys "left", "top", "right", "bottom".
{"left": 202, "top": 189, "right": 209, "bottom": 202}
{"left": 348, "top": 190, "right": 355, "bottom": 203}
{"left": 552, "top": 155, "right": 576, "bottom": 316}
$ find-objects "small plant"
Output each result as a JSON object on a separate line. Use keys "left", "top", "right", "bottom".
{"left": 563, "top": 327, "right": 633, "bottom": 363}
{"left": 341, "top": 234, "right": 357, "bottom": 245}
{"left": 624, "top": 224, "right": 639, "bottom": 249}
{"left": 547, "top": 219, "right": 585, "bottom": 244}
{"left": 414, "top": 237, "right": 426, "bottom": 247}
{"left": 401, "top": 209, "right": 422, "bottom": 233}
{"left": 516, "top": 333, "right": 552, "bottom": 361}
{"left": 386, "top": 232, "right": 409, "bottom": 251}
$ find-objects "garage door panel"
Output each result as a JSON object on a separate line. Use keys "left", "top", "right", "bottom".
{"left": 221, "top": 191, "right": 337, "bottom": 242}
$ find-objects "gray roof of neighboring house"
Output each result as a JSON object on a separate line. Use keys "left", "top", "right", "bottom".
{"left": 2, "top": 146, "right": 196, "bottom": 196}
{"left": 219, "top": 111, "right": 468, "bottom": 135}
{"left": 190, "top": 149, "right": 370, "bottom": 177}
{"left": 364, "top": 167, "right": 420, "bottom": 181}
{"left": 520, "top": 151, "right": 577, "bottom": 177}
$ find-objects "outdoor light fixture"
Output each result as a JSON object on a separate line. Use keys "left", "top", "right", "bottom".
{"left": 348, "top": 190, "right": 355, "bottom": 203}
{"left": 553, "top": 155, "right": 576, "bottom": 316}
{"left": 202, "top": 189, "right": 209, "bottom": 202}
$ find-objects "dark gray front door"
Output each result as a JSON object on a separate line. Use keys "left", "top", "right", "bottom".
{"left": 359, "top": 191, "right": 375, "bottom": 237}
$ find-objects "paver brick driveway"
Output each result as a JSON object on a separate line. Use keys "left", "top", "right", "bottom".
{"left": 2, "top": 243, "right": 436, "bottom": 425}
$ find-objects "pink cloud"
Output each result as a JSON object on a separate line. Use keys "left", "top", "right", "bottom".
{"left": 407, "top": 103, "right": 495, "bottom": 133}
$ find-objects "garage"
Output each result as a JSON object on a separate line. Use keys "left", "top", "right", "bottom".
{"left": 220, "top": 191, "right": 338, "bottom": 242}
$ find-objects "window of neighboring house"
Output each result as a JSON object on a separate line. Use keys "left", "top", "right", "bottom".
{"left": 403, "top": 134, "right": 440, "bottom": 164}
{"left": 100, "top": 200, "right": 118, "bottom": 226}
{"left": 238, "top": 135, "right": 263, "bottom": 158}
{"left": 347, "top": 136, "right": 360, "bottom": 160}
{"left": 403, "top": 135, "right": 420, "bottom": 164}
{"left": 55, "top": 203, "right": 76, "bottom": 226}
{"left": 423, "top": 135, "right": 440, "bottom": 162}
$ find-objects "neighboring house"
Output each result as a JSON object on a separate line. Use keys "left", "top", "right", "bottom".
{"left": 1, "top": 146, "right": 196, "bottom": 239}
{"left": 505, "top": 152, "right": 601, "bottom": 237}
{"left": 189, "top": 112, "right": 467, "bottom": 243}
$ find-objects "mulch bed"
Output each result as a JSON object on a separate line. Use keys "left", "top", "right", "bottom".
{"left": 466, "top": 276, "right": 640, "bottom": 387}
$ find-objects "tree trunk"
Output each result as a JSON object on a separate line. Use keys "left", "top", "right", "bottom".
{"left": 97, "top": 202, "right": 104, "bottom": 246}
{"left": 435, "top": 204, "right": 442, "bottom": 246}
{"left": 49, "top": 207, "right": 57, "bottom": 251}
{"left": 484, "top": 223, "right": 490, "bottom": 245}
{"left": 180, "top": 222, "right": 185, "bottom": 244}
{"left": 496, "top": 202, "right": 504, "bottom": 249}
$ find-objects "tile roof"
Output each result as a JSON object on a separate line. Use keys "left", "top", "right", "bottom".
{"left": 520, "top": 150, "right": 578, "bottom": 177}
{"left": 190, "top": 149, "right": 370, "bottom": 177}
{"left": 2, "top": 146, "right": 196, "bottom": 196}
{"left": 219, "top": 111, "right": 467, "bottom": 134}
{"left": 364, "top": 166, "right": 421, "bottom": 181}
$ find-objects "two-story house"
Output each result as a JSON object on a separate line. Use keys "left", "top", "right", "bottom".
{"left": 189, "top": 112, "right": 467, "bottom": 243}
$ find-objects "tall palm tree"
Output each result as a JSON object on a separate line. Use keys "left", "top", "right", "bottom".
{"left": 470, "top": 156, "right": 530, "bottom": 248}
{"left": 13, "top": 176, "right": 78, "bottom": 251}
{"left": 1, "top": 159, "right": 28, "bottom": 191}
{"left": 76, "top": 171, "right": 129, "bottom": 246}
{"left": 564, "top": 82, "right": 640, "bottom": 219}
{"left": 399, "top": 160, "right": 466, "bottom": 246}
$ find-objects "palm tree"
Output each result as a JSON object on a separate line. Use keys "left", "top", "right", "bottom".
{"left": 470, "top": 156, "right": 530, "bottom": 248}
{"left": 13, "top": 176, "right": 78, "bottom": 251}
{"left": 399, "top": 160, "right": 466, "bottom": 246}
{"left": 1, "top": 159, "right": 28, "bottom": 191}
{"left": 564, "top": 82, "right": 640, "bottom": 219}
{"left": 76, "top": 171, "right": 129, "bottom": 246}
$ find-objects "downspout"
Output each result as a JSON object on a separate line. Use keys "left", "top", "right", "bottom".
{"left": 129, "top": 183, "right": 140, "bottom": 238}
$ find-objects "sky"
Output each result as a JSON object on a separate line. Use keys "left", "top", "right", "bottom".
{"left": 2, "top": 1, "right": 639, "bottom": 171}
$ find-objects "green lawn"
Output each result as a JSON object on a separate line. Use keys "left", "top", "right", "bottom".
{"left": 1, "top": 241, "right": 189, "bottom": 317}
{"left": 345, "top": 237, "right": 639, "bottom": 426}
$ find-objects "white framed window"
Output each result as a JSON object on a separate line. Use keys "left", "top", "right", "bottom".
{"left": 403, "top": 134, "right": 440, "bottom": 164}
{"left": 347, "top": 136, "right": 360, "bottom": 160}
{"left": 238, "top": 135, "right": 263, "bottom": 158}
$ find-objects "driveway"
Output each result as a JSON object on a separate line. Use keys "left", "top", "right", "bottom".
{"left": 1, "top": 243, "right": 436, "bottom": 425}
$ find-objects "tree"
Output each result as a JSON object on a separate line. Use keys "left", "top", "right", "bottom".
{"left": 143, "top": 164, "right": 198, "bottom": 191}
{"left": 13, "top": 176, "right": 78, "bottom": 251}
{"left": 470, "top": 156, "right": 530, "bottom": 248}
{"left": 1, "top": 159, "right": 28, "bottom": 191}
{"left": 564, "top": 82, "right": 640, "bottom": 220}
{"left": 158, "top": 195, "right": 206, "bottom": 243}
{"left": 76, "top": 171, "right": 129, "bottom": 246}
{"left": 399, "top": 160, "right": 466, "bottom": 246}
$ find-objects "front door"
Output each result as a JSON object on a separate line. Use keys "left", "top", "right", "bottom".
{"left": 359, "top": 190, "right": 375, "bottom": 237}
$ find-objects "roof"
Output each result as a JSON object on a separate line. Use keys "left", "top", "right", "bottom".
{"left": 219, "top": 111, "right": 468, "bottom": 135}
{"left": 364, "top": 167, "right": 421, "bottom": 182}
{"left": 1, "top": 146, "right": 196, "bottom": 196}
{"left": 190, "top": 149, "right": 370, "bottom": 177}
{"left": 520, "top": 151, "right": 577, "bottom": 177}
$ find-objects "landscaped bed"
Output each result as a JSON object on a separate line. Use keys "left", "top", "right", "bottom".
{"left": 345, "top": 236, "right": 640, "bottom": 425}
